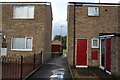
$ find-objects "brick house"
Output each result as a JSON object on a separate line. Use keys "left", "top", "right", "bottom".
{"left": 67, "top": 2, "right": 120, "bottom": 77}
{"left": 0, "top": 2, "right": 53, "bottom": 63}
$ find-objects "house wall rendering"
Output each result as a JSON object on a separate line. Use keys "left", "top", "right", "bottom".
{"left": 111, "top": 36, "right": 120, "bottom": 77}
{"left": 1, "top": 2, "right": 52, "bottom": 63}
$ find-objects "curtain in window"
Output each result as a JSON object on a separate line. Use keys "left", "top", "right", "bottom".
{"left": 88, "top": 7, "right": 99, "bottom": 16}
{"left": 28, "top": 6, "right": 35, "bottom": 18}
{"left": 12, "top": 37, "right": 25, "bottom": 49}
{"left": 14, "top": 6, "right": 28, "bottom": 18}
{"left": 26, "top": 37, "right": 32, "bottom": 49}
{"left": 94, "top": 7, "right": 99, "bottom": 15}
{"left": 88, "top": 7, "right": 94, "bottom": 16}
{"left": 13, "top": 6, "right": 34, "bottom": 19}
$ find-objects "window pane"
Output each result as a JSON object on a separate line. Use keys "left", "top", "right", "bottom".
{"left": 28, "top": 6, "right": 35, "bottom": 19}
{"left": 13, "top": 6, "right": 34, "bottom": 19}
{"left": 14, "top": 6, "right": 28, "bottom": 18}
{"left": 88, "top": 7, "right": 94, "bottom": 16}
{"left": 93, "top": 40, "right": 98, "bottom": 47}
{"left": 94, "top": 7, "right": 99, "bottom": 15}
{"left": 13, "top": 37, "right": 25, "bottom": 49}
{"left": 88, "top": 7, "right": 99, "bottom": 16}
{"left": 26, "top": 37, "right": 32, "bottom": 49}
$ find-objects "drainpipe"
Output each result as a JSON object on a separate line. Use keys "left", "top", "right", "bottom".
{"left": 73, "top": 3, "right": 76, "bottom": 68}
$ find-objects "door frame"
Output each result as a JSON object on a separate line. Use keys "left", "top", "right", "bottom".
{"left": 99, "top": 38, "right": 105, "bottom": 70}
{"left": 99, "top": 36, "right": 113, "bottom": 75}
{"left": 75, "top": 38, "right": 88, "bottom": 68}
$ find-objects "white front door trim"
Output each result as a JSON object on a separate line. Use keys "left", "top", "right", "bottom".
{"left": 76, "top": 66, "right": 88, "bottom": 68}
{"left": 106, "top": 70, "right": 111, "bottom": 75}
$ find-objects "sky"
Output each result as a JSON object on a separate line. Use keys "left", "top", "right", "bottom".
{"left": 0, "top": 0, "right": 120, "bottom": 39}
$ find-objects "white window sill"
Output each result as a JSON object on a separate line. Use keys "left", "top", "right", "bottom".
{"left": 13, "top": 17, "right": 34, "bottom": 19}
{"left": 92, "top": 47, "right": 99, "bottom": 48}
{"left": 88, "top": 15, "right": 99, "bottom": 16}
{"left": 11, "top": 49, "right": 32, "bottom": 51}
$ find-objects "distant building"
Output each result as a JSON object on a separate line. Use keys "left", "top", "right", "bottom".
{"left": 0, "top": 2, "right": 53, "bottom": 63}
{"left": 51, "top": 40, "right": 63, "bottom": 57}
{"left": 67, "top": 2, "right": 120, "bottom": 77}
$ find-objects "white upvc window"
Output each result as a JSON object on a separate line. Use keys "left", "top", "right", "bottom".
{"left": 13, "top": 6, "right": 35, "bottom": 19}
{"left": 11, "top": 37, "right": 33, "bottom": 51}
{"left": 88, "top": 7, "right": 99, "bottom": 16}
{"left": 92, "top": 38, "right": 99, "bottom": 48}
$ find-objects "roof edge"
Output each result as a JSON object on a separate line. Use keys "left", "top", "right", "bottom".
{"left": 0, "top": 2, "right": 51, "bottom": 5}
{"left": 68, "top": 2, "right": 120, "bottom": 5}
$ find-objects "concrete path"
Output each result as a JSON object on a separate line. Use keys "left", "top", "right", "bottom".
{"left": 27, "top": 55, "right": 72, "bottom": 80}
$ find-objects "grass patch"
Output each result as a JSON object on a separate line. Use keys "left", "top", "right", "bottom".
{"left": 63, "top": 49, "right": 67, "bottom": 54}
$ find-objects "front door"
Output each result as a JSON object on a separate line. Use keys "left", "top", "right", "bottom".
{"left": 76, "top": 39, "right": 87, "bottom": 66}
{"left": 106, "top": 38, "right": 111, "bottom": 72}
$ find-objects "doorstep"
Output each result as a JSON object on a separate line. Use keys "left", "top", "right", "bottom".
{"left": 69, "top": 66, "right": 115, "bottom": 80}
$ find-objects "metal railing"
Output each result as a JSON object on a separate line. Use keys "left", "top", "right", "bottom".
{"left": 1, "top": 52, "right": 42, "bottom": 80}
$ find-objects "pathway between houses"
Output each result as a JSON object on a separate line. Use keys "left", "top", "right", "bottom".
{"left": 27, "top": 55, "right": 72, "bottom": 80}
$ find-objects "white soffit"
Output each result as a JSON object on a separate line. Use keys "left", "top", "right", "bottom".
{"left": 0, "top": 2, "right": 51, "bottom": 5}
{"left": 83, "top": 4, "right": 119, "bottom": 6}
{"left": 99, "top": 35, "right": 114, "bottom": 38}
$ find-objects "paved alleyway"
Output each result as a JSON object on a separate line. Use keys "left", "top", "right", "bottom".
{"left": 27, "top": 55, "right": 72, "bottom": 80}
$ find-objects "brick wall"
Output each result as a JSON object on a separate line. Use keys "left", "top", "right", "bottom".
{"left": 1, "top": 3, "right": 52, "bottom": 63}
{"left": 67, "top": 5, "right": 74, "bottom": 66}
{"left": 42, "top": 5, "right": 52, "bottom": 62}
{"left": 67, "top": 4, "right": 119, "bottom": 66}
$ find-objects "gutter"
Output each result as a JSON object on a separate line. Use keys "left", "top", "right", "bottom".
{"left": 68, "top": 2, "right": 120, "bottom": 5}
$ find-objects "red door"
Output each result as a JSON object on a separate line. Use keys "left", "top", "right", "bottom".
{"left": 76, "top": 39, "right": 87, "bottom": 66}
{"left": 106, "top": 38, "right": 111, "bottom": 72}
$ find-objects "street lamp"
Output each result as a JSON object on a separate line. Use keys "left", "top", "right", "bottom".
{"left": 60, "top": 26, "right": 63, "bottom": 56}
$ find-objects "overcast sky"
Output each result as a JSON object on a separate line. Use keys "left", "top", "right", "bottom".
{"left": 1, "top": 0, "right": 120, "bottom": 39}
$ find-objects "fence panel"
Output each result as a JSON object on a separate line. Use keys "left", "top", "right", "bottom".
{"left": 1, "top": 52, "right": 42, "bottom": 80}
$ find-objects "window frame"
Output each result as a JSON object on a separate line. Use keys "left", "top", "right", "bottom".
{"left": 92, "top": 38, "right": 99, "bottom": 48}
{"left": 11, "top": 37, "right": 33, "bottom": 51}
{"left": 13, "top": 6, "right": 35, "bottom": 19}
{"left": 88, "top": 7, "right": 99, "bottom": 16}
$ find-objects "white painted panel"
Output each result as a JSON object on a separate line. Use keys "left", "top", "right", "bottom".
{"left": 1, "top": 48, "right": 7, "bottom": 56}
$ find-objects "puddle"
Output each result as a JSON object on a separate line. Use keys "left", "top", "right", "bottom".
{"left": 50, "top": 68, "right": 65, "bottom": 80}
